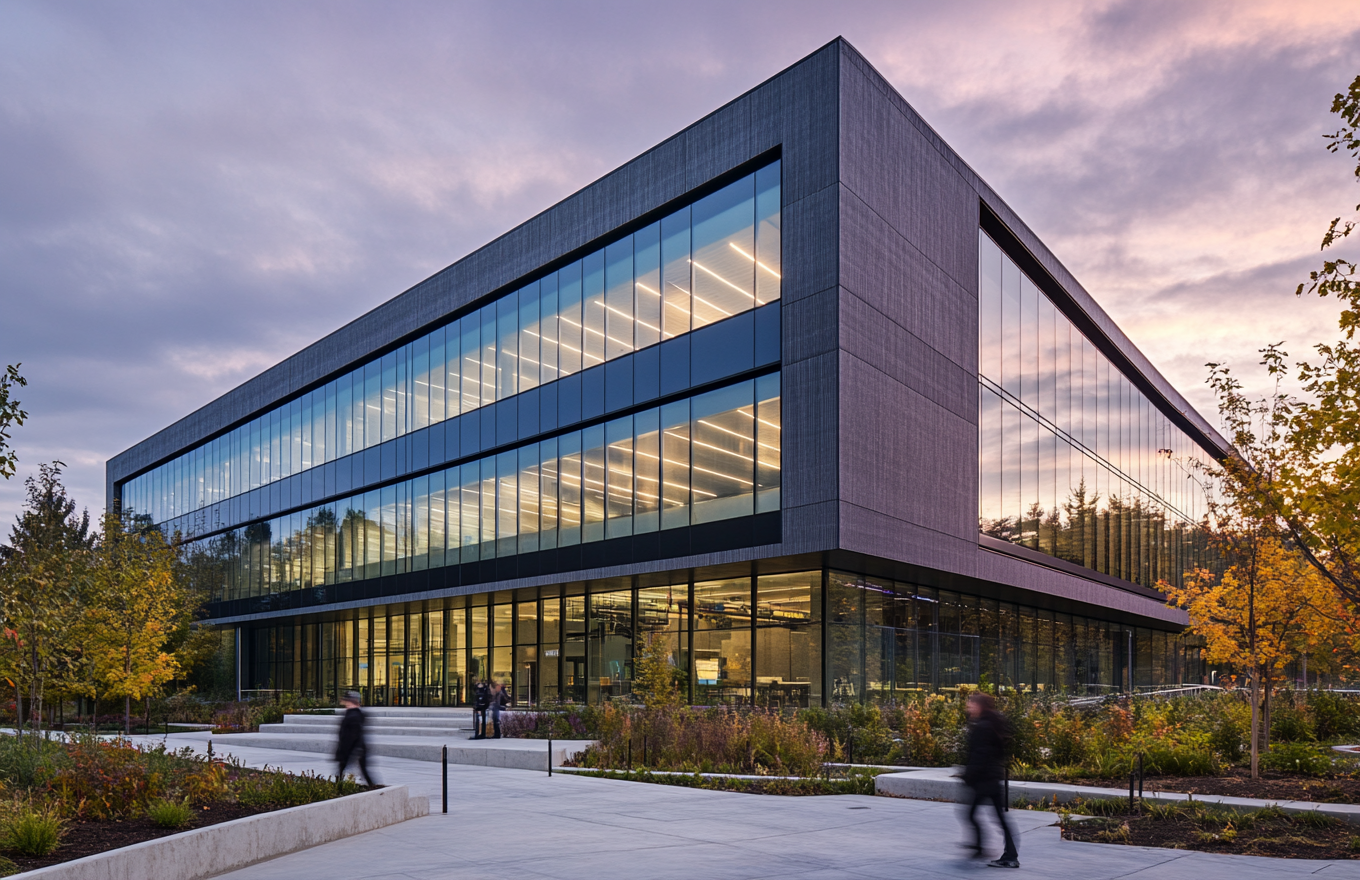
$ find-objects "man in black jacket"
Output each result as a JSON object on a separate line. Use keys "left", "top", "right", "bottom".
{"left": 961, "top": 691, "right": 1018, "bottom": 868}
{"left": 336, "top": 691, "right": 376, "bottom": 789}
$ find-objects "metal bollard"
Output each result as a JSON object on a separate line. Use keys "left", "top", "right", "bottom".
{"left": 442, "top": 745, "right": 448, "bottom": 814}
{"left": 548, "top": 737, "right": 553, "bottom": 776}
{"left": 1138, "top": 752, "right": 1144, "bottom": 800}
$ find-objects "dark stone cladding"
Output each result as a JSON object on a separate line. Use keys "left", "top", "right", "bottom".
{"left": 112, "top": 37, "right": 1218, "bottom": 631}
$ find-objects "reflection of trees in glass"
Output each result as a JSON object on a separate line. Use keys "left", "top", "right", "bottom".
{"left": 981, "top": 478, "right": 1214, "bottom": 590}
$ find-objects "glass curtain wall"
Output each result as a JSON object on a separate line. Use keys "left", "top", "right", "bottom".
{"left": 244, "top": 568, "right": 1201, "bottom": 705}
{"left": 977, "top": 230, "right": 1220, "bottom": 590}
{"left": 124, "top": 162, "right": 782, "bottom": 533}
{"left": 180, "top": 376, "right": 780, "bottom": 603}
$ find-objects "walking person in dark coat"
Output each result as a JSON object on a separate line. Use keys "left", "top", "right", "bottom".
{"left": 960, "top": 691, "right": 1018, "bottom": 868}
{"left": 489, "top": 680, "right": 508, "bottom": 738}
{"left": 336, "top": 691, "right": 376, "bottom": 789}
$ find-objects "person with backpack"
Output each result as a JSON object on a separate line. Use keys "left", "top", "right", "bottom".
{"left": 960, "top": 691, "right": 1019, "bottom": 869}
{"left": 472, "top": 679, "right": 491, "bottom": 739}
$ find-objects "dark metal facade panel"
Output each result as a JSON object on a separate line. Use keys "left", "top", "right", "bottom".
{"left": 837, "top": 185, "right": 977, "bottom": 374}
{"left": 838, "top": 49, "right": 979, "bottom": 297}
{"left": 780, "top": 348, "right": 839, "bottom": 517}
{"left": 837, "top": 349, "right": 977, "bottom": 541}
{"left": 836, "top": 286, "right": 974, "bottom": 424}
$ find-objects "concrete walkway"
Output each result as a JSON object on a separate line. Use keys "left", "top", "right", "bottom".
{"left": 123, "top": 731, "right": 1360, "bottom": 879}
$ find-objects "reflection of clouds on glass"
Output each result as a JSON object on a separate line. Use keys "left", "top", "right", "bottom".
{"left": 978, "top": 232, "right": 1223, "bottom": 589}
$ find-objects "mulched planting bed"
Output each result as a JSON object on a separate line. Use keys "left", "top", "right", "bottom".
{"left": 1058, "top": 807, "right": 1360, "bottom": 859}
{"left": 1141, "top": 768, "right": 1360, "bottom": 804}
{"left": 4, "top": 801, "right": 272, "bottom": 873}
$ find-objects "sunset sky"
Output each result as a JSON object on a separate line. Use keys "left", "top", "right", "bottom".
{"left": 1, "top": 0, "right": 1357, "bottom": 526}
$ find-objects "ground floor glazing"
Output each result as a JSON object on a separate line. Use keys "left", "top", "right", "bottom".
{"left": 234, "top": 565, "right": 1204, "bottom": 708}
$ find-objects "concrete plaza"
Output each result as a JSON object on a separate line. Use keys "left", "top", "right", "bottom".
{"left": 129, "top": 731, "right": 1360, "bottom": 879}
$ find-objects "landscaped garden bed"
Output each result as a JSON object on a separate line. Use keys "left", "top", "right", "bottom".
{"left": 0, "top": 733, "right": 366, "bottom": 875}
{"left": 503, "top": 688, "right": 1360, "bottom": 805}
{"left": 1013, "top": 797, "right": 1360, "bottom": 860}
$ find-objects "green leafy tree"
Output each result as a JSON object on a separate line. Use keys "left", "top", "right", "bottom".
{"left": 632, "top": 631, "right": 680, "bottom": 710}
{"left": 0, "top": 463, "right": 92, "bottom": 738}
{"left": 0, "top": 364, "right": 27, "bottom": 481}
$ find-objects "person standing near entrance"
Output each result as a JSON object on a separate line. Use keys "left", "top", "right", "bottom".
{"left": 472, "top": 679, "right": 491, "bottom": 739}
{"left": 489, "top": 680, "right": 508, "bottom": 738}
{"left": 336, "top": 691, "right": 376, "bottom": 789}
{"left": 960, "top": 691, "right": 1018, "bottom": 869}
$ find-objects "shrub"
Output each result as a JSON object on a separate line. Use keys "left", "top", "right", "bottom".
{"left": 236, "top": 769, "right": 363, "bottom": 807}
{"left": 1261, "top": 742, "right": 1334, "bottom": 777}
{"left": 146, "top": 798, "right": 194, "bottom": 829}
{"left": 0, "top": 855, "right": 17, "bottom": 877}
{"left": 1271, "top": 698, "right": 1315, "bottom": 743}
{"left": 1208, "top": 708, "right": 1248, "bottom": 763}
{"left": 49, "top": 739, "right": 160, "bottom": 819}
{"left": 1309, "top": 691, "right": 1360, "bottom": 741}
{"left": 2, "top": 804, "right": 64, "bottom": 857}
{"left": 1141, "top": 743, "right": 1219, "bottom": 777}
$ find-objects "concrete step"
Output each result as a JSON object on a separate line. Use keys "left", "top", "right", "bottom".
{"left": 350, "top": 707, "right": 475, "bottom": 718}
{"left": 279, "top": 713, "right": 472, "bottom": 729}
{"left": 216, "top": 731, "right": 593, "bottom": 771}
{"left": 260, "top": 723, "right": 472, "bottom": 738}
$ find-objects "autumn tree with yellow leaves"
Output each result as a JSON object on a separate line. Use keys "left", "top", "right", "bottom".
{"left": 1167, "top": 538, "right": 1344, "bottom": 778}
{"left": 81, "top": 511, "right": 188, "bottom": 734}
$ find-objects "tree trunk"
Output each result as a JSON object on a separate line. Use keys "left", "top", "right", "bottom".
{"left": 124, "top": 694, "right": 131, "bottom": 736}
{"left": 13, "top": 681, "right": 21, "bottom": 741}
{"left": 1250, "top": 674, "right": 1260, "bottom": 780}
{"left": 1256, "top": 677, "right": 1267, "bottom": 756}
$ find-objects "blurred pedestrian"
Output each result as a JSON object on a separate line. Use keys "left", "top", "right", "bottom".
{"left": 489, "top": 680, "right": 509, "bottom": 738}
{"left": 472, "top": 678, "right": 491, "bottom": 739}
{"left": 336, "top": 691, "right": 376, "bottom": 789}
{"left": 960, "top": 691, "right": 1018, "bottom": 869}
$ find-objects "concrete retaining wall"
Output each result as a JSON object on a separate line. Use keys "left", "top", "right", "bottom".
{"left": 24, "top": 784, "right": 429, "bottom": 880}
{"left": 875, "top": 768, "right": 1360, "bottom": 824}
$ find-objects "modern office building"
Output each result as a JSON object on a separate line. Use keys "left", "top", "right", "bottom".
{"left": 108, "top": 39, "right": 1226, "bottom": 708}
